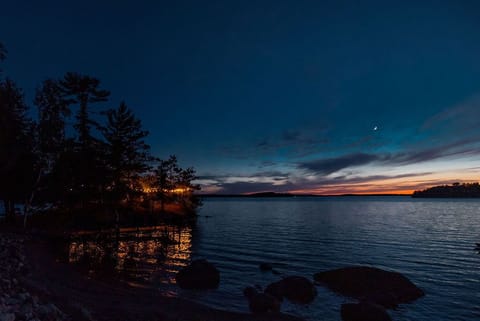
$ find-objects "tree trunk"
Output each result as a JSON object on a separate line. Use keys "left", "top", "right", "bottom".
{"left": 3, "top": 199, "right": 8, "bottom": 217}
{"left": 24, "top": 168, "right": 43, "bottom": 229}
{"left": 114, "top": 208, "right": 120, "bottom": 240}
{"left": 4, "top": 199, "right": 15, "bottom": 222}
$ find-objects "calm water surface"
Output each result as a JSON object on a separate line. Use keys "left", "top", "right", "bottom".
{"left": 67, "top": 197, "right": 480, "bottom": 320}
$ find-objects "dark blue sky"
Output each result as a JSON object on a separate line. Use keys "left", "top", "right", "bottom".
{"left": 3, "top": 0, "right": 480, "bottom": 194}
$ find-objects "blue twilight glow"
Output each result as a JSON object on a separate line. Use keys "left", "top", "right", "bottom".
{"left": 2, "top": 0, "right": 480, "bottom": 194}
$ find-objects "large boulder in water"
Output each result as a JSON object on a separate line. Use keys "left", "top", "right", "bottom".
{"left": 176, "top": 259, "right": 220, "bottom": 289}
{"left": 314, "top": 266, "right": 424, "bottom": 308}
{"left": 265, "top": 276, "right": 317, "bottom": 304}
{"left": 341, "top": 302, "right": 391, "bottom": 321}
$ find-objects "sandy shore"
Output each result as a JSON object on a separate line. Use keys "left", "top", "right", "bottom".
{"left": 7, "top": 231, "right": 303, "bottom": 321}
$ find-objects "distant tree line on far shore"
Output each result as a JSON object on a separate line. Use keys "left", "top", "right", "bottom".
{"left": 412, "top": 182, "right": 480, "bottom": 198}
{"left": 0, "top": 42, "right": 200, "bottom": 228}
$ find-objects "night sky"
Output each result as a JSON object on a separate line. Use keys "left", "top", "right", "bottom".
{"left": 2, "top": 0, "right": 480, "bottom": 194}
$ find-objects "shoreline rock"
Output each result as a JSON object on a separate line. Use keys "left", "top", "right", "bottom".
{"left": 175, "top": 259, "right": 220, "bottom": 289}
{"left": 243, "top": 286, "right": 281, "bottom": 313}
{"left": 0, "top": 233, "right": 69, "bottom": 321}
{"left": 265, "top": 276, "right": 317, "bottom": 304}
{"left": 314, "top": 266, "right": 424, "bottom": 308}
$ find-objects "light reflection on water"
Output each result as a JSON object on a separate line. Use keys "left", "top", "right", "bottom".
{"left": 65, "top": 225, "right": 193, "bottom": 287}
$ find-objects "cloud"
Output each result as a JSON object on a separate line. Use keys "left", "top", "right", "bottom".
{"left": 198, "top": 171, "right": 440, "bottom": 195}
{"left": 198, "top": 170, "right": 290, "bottom": 182}
{"left": 210, "top": 182, "right": 291, "bottom": 194}
{"left": 422, "top": 95, "right": 480, "bottom": 131}
{"left": 297, "top": 136, "right": 480, "bottom": 175}
{"left": 298, "top": 153, "right": 381, "bottom": 175}
{"left": 258, "top": 160, "right": 277, "bottom": 168}
{"left": 392, "top": 137, "right": 480, "bottom": 164}
{"left": 315, "top": 172, "right": 433, "bottom": 186}
{"left": 217, "top": 127, "right": 328, "bottom": 160}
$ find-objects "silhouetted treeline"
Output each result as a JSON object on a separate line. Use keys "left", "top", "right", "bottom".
{"left": 0, "top": 42, "right": 200, "bottom": 226}
{"left": 412, "top": 182, "right": 480, "bottom": 198}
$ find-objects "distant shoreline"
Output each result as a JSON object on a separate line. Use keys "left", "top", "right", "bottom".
{"left": 198, "top": 192, "right": 411, "bottom": 198}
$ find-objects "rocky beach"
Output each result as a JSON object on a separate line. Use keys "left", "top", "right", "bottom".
{"left": 0, "top": 232, "right": 68, "bottom": 321}
{"left": 0, "top": 229, "right": 302, "bottom": 321}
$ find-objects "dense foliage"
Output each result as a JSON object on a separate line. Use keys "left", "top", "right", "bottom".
{"left": 412, "top": 182, "right": 480, "bottom": 198}
{"left": 0, "top": 42, "right": 200, "bottom": 226}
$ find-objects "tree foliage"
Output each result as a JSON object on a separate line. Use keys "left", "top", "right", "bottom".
{"left": 0, "top": 42, "right": 6, "bottom": 74}
{"left": 0, "top": 79, "right": 36, "bottom": 219}
{"left": 155, "top": 155, "right": 200, "bottom": 211}
{"left": 412, "top": 182, "right": 480, "bottom": 198}
{"left": 102, "top": 101, "right": 151, "bottom": 202}
{"left": 0, "top": 46, "right": 201, "bottom": 227}
{"left": 35, "top": 79, "right": 70, "bottom": 162}
{"left": 0, "top": 43, "right": 6, "bottom": 60}
{"left": 58, "top": 72, "right": 110, "bottom": 149}
{"left": 56, "top": 73, "right": 111, "bottom": 204}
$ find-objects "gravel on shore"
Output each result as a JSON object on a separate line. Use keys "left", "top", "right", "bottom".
{"left": 0, "top": 233, "right": 69, "bottom": 321}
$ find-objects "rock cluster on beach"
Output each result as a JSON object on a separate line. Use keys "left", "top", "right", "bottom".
{"left": 315, "top": 266, "right": 424, "bottom": 321}
{"left": 243, "top": 286, "right": 280, "bottom": 313}
{"left": 175, "top": 258, "right": 424, "bottom": 321}
{"left": 0, "top": 233, "right": 69, "bottom": 321}
{"left": 175, "top": 259, "right": 220, "bottom": 289}
{"left": 242, "top": 276, "right": 317, "bottom": 314}
{"left": 239, "top": 263, "right": 424, "bottom": 320}
{"left": 265, "top": 276, "right": 317, "bottom": 304}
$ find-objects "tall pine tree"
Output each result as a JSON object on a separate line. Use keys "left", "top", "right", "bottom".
{"left": 58, "top": 72, "right": 109, "bottom": 149}
{"left": 57, "top": 73, "right": 110, "bottom": 205}
{"left": 102, "top": 101, "right": 151, "bottom": 204}
{"left": 35, "top": 79, "right": 70, "bottom": 167}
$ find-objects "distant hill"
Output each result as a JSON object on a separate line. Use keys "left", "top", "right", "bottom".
{"left": 200, "top": 192, "right": 296, "bottom": 198}
{"left": 412, "top": 183, "right": 480, "bottom": 198}
{"left": 199, "top": 192, "right": 408, "bottom": 198}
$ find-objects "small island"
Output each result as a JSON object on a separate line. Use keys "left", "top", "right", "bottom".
{"left": 412, "top": 182, "right": 480, "bottom": 198}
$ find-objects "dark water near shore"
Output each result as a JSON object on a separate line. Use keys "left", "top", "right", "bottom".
{"left": 66, "top": 197, "right": 480, "bottom": 320}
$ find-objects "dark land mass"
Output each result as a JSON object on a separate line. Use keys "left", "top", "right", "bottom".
{"left": 412, "top": 183, "right": 480, "bottom": 198}
{"left": 200, "top": 192, "right": 409, "bottom": 198}
{"left": 200, "top": 192, "right": 296, "bottom": 198}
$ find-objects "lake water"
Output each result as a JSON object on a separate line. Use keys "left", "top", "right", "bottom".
{"left": 66, "top": 197, "right": 480, "bottom": 320}
{"left": 188, "top": 197, "right": 480, "bottom": 321}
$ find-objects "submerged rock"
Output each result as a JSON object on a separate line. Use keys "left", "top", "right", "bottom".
{"left": 243, "top": 286, "right": 257, "bottom": 299}
{"left": 314, "top": 266, "right": 424, "bottom": 308}
{"left": 175, "top": 259, "right": 220, "bottom": 289}
{"left": 265, "top": 281, "right": 284, "bottom": 302}
{"left": 259, "top": 262, "right": 281, "bottom": 275}
{"left": 341, "top": 302, "right": 391, "bottom": 321}
{"left": 259, "top": 263, "right": 273, "bottom": 271}
{"left": 265, "top": 276, "right": 317, "bottom": 304}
